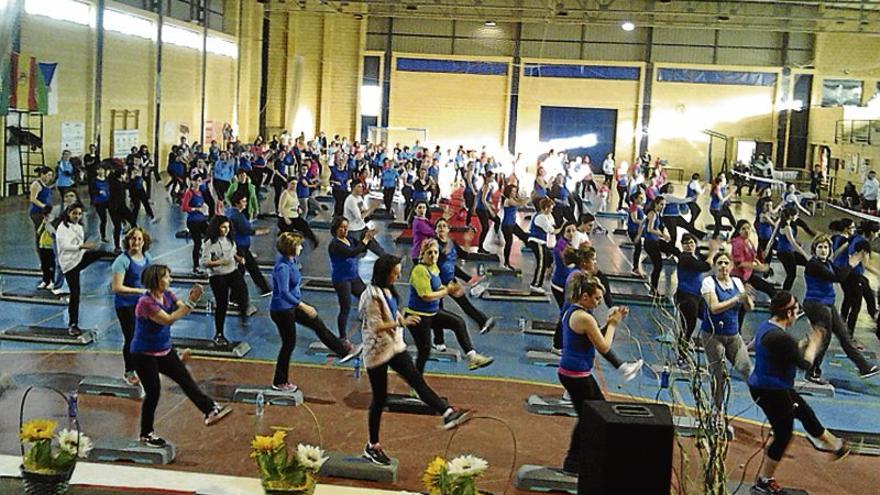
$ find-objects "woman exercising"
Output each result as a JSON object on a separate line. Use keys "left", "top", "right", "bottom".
{"left": 527, "top": 198, "right": 558, "bottom": 293}
{"left": 675, "top": 233, "right": 717, "bottom": 363}
{"left": 358, "top": 254, "right": 471, "bottom": 466}
{"left": 768, "top": 207, "right": 808, "bottom": 292}
{"left": 709, "top": 173, "right": 735, "bottom": 239}
{"left": 500, "top": 184, "right": 531, "bottom": 269}
{"left": 329, "top": 216, "right": 373, "bottom": 340}
{"left": 111, "top": 227, "right": 153, "bottom": 386}
{"left": 627, "top": 190, "right": 646, "bottom": 276}
{"left": 278, "top": 176, "right": 318, "bottom": 246}
{"left": 642, "top": 196, "right": 680, "bottom": 294}
{"left": 201, "top": 215, "right": 250, "bottom": 345}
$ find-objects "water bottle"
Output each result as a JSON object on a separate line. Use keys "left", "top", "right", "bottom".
{"left": 660, "top": 365, "right": 671, "bottom": 389}
{"left": 67, "top": 390, "right": 79, "bottom": 421}
{"left": 518, "top": 316, "right": 526, "bottom": 332}
{"left": 0, "top": 275, "right": 5, "bottom": 295}
{"left": 353, "top": 356, "right": 362, "bottom": 380}
{"left": 477, "top": 263, "right": 485, "bottom": 276}
{"left": 255, "top": 391, "right": 265, "bottom": 418}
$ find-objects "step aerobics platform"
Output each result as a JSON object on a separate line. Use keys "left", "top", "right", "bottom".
{"left": 88, "top": 437, "right": 176, "bottom": 465}
{"left": 232, "top": 386, "right": 304, "bottom": 406}
{"left": 171, "top": 337, "right": 251, "bottom": 358}
{"left": 486, "top": 266, "right": 522, "bottom": 277}
{"left": 808, "top": 429, "right": 880, "bottom": 456}
{"left": 78, "top": 376, "right": 143, "bottom": 400}
{"left": 481, "top": 287, "right": 550, "bottom": 303}
{"left": 515, "top": 464, "right": 577, "bottom": 494}
{"left": 0, "top": 325, "right": 96, "bottom": 345}
{"left": 319, "top": 451, "right": 399, "bottom": 483}
{"left": 526, "top": 350, "right": 560, "bottom": 366}
{"left": 525, "top": 394, "right": 576, "bottom": 417}
{"left": 0, "top": 291, "right": 68, "bottom": 306}
{"left": 610, "top": 292, "right": 673, "bottom": 307}
{"left": 523, "top": 319, "right": 556, "bottom": 337}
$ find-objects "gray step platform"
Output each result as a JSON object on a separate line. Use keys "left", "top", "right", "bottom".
{"left": 450, "top": 225, "right": 473, "bottom": 233}
{"left": 319, "top": 451, "right": 399, "bottom": 483}
{"left": 482, "top": 287, "right": 550, "bottom": 303}
{"left": 795, "top": 379, "right": 835, "bottom": 398}
{"left": 649, "top": 363, "right": 707, "bottom": 381}
{"left": 315, "top": 195, "right": 334, "bottom": 203}
{"left": 515, "top": 464, "right": 577, "bottom": 494}
{"left": 78, "top": 376, "right": 143, "bottom": 400}
{"left": 306, "top": 341, "right": 461, "bottom": 362}
{"left": 301, "top": 278, "right": 336, "bottom": 292}
{"left": 233, "top": 386, "right": 304, "bottom": 406}
{"left": 486, "top": 266, "right": 522, "bottom": 277}
{"left": 808, "top": 429, "right": 880, "bottom": 456}
{"left": 613, "top": 228, "right": 628, "bottom": 235}
{"left": 0, "top": 266, "right": 42, "bottom": 276}
{"left": 171, "top": 337, "right": 251, "bottom": 358}
{"left": 595, "top": 211, "right": 626, "bottom": 219}
{"left": 88, "top": 437, "right": 176, "bottom": 465}
{"left": 170, "top": 273, "right": 207, "bottom": 284}
{"left": 524, "top": 319, "right": 556, "bottom": 337}
{"left": 371, "top": 209, "right": 395, "bottom": 220}
{"left": 388, "top": 221, "right": 409, "bottom": 230}
{"left": 731, "top": 482, "right": 807, "bottom": 495}
{"left": 0, "top": 291, "right": 68, "bottom": 305}
{"left": 175, "top": 229, "right": 191, "bottom": 239}
{"left": 834, "top": 350, "right": 878, "bottom": 360}
{"left": 605, "top": 272, "right": 647, "bottom": 283}
{"left": 190, "top": 303, "right": 247, "bottom": 317}
{"left": 310, "top": 220, "right": 332, "bottom": 229}
{"left": 705, "top": 224, "right": 734, "bottom": 231}
{"left": 394, "top": 234, "right": 413, "bottom": 244}
{"left": 384, "top": 393, "right": 442, "bottom": 415}
{"left": 525, "top": 394, "right": 576, "bottom": 417}
{"left": 611, "top": 292, "right": 673, "bottom": 307}
{"left": 526, "top": 350, "right": 560, "bottom": 367}
{"left": 466, "top": 251, "right": 499, "bottom": 262}
{"left": 0, "top": 325, "right": 96, "bottom": 345}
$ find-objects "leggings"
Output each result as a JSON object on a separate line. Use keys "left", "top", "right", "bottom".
{"left": 701, "top": 331, "right": 753, "bottom": 411}
{"left": 688, "top": 202, "right": 702, "bottom": 226}
{"left": 463, "top": 190, "right": 476, "bottom": 225}
{"left": 501, "top": 223, "right": 529, "bottom": 266}
{"left": 804, "top": 300, "right": 874, "bottom": 376}
{"left": 749, "top": 387, "right": 825, "bottom": 462}
{"left": 115, "top": 306, "right": 136, "bottom": 373}
{"left": 528, "top": 241, "right": 551, "bottom": 287}
{"left": 776, "top": 251, "right": 807, "bottom": 292}
{"left": 270, "top": 307, "right": 349, "bottom": 385}
{"left": 130, "top": 188, "right": 155, "bottom": 220}
{"left": 209, "top": 271, "right": 249, "bottom": 338}
{"left": 214, "top": 179, "right": 230, "bottom": 200}
{"left": 738, "top": 274, "right": 778, "bottom": 332}
{"left": 237, "top": 246, "right": 271, "bottom": 294}
{"left": 662, "top": 216, "right": 703, "bottom": 247}
{"left": 841, "top": 272, "right": 876, "bottom": 334}
{"left": 757, "top": 236, "right": 773, "bottom": 264}
{"left": 64, "top": 250, "right": 110, "bottom": 326}
{"left": 710, "top": 204, "right": 736, "bottom": 238}
{"left": 675, "top": 291, "right": 702, "bottom": 357}
{"left": 475, "top": 208, "right": 496, "bottom": 251}
{"left": 332, "top": 277, "right": 366, "bottom": 339}
{"left": 643, "top": 238, "right": 678, "bottom": 291}
{"left": 616, "top": 186, "right": 628, "bottom": 210}
{"left": 132, "top": 350, "right": 215, "bottom": 438}
{"left": 187, "top": 219, "right": 208, "bottom": 270}
{"left": 95, "top": 203, "right": 109, "bottom": 240}
{"left": 278, "top": 217, "right": 318, "bottom": 245}
{"left": 332, "top": 188, "right": 348, "bottom": 217}
{"left": 109, "top": 205, "right": 136, "bottom": 250}
{"left": 367, "top": 351, "right": 448, "bottom": 444}
{"left": 628, "top": 230, "right": 643, "bottom": 271}
{"left": 408, "top": 309, "right": 473, "bottom": 375}
{"left": 38, "top": 247, "right": 55, "bottom": 285}
{"left": 382, "top": 187, "right": 395, "bottom": 212}
{"left": 559, "top": 373, "right": 604, "bottom": 471}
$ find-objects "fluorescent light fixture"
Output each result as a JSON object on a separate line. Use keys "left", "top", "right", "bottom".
{"left": 360, "top": 85, "right": 381, "bottom": 117}
{"left": 162, "top": 24, "right": 202, "bottom": 50}
{"left": 206, "top": 36, "right": 238, "bottom": 58}
{"left": 104, "top": 9, "right": 155, "bottom": 40}
{"left": 621, "top": 21, "right": 635, "bottom": 31}
{"left": 540, "top": 134, "right": 599, "bottom": 152}
{"left": 25, "top": 0, "right": 91, "bottom": 26}
{"left": 484, "top": 20, "right": 496, "bottom": 26}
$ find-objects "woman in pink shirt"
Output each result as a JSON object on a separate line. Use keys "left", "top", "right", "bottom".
{"left": 730, "top": 219, "right": 777, "bottom": 330}
{"left": 410, "top": 201, "right": 435, "bottom": 264}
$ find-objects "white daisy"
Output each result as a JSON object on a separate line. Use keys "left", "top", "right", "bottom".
{"left": 295, "top": 444, "right": 328, "bottom": 471}
{"left": 57, "top": 429, "right": 93, "bottom": 458}
{"left": 446, "top": 455, "right": 488, "bottom": 477}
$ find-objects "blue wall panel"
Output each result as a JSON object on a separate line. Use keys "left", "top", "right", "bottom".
{"left": 539, "top": 106, "right": 617, "bottom": 170}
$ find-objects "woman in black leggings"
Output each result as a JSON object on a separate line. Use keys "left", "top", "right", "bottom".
{"left": 840, "top": 221, "right": 879, "bottom": 335}
{"left": 527, "top": 198, "right": 558, "bottom": 292}
{"left": 358, "top": 254, "right": 471, "bottom": 465}
{"left": 747, "top": 291, "right": 849, "bottom": 495}
{"left": 474, "top": 171, "right": 499, "bottom": 254}
{"left": 709, "top": 173, "right": 735, "bottom": 239}
{"left": 269, "top": 232, "right": 361, "bottom": 392}
{"left": 626, "top": 190, "right": 646, "bottom": 276}
{"left": 642, "top": 196, "right": 680, "bottom": 294}
{"left": 131, "top": 264, "right": 231, "bottom": 447}
{"left": 499, "top": 184, "right": 531, "bottom": 269}
{"left": 328, "top": 216, "right": 373, "bottom": 340}
{"left": 201, "top": 216, "right": 250, "bottom": 345}
{"left": 768, "top": 208, "right": 808, "bottom": 292}
{"left": 675, "top": 234, "right": 716, "bottom": 362}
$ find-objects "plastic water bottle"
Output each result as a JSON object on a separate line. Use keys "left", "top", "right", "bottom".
{"left": 477, "top": 263, "right": 485, "bottom": 276}
{"left": 660, "top": 365, "right": 671, "bottom": 389}
{"left": 353, "top": 356, "right": 362, "bottom": 381}
{"left": 518, "top": 316, "right": 526, "bottom": 332}
{"left": 255, "top": 391, "right": 265, "bottom": 418}
{"left": 67, "top": 390, "right": 79, "bottom": 420}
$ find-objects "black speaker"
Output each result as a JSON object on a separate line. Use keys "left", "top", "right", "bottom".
{"left": 577, "top": 401, "right": 673, "bottom": 495}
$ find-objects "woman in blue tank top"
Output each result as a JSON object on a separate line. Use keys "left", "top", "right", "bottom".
{"left": 700, "top": 251, "right": 754, "bottom": 414}
{"left": 675, "top": 233, "right": 716, "bottom": 364}
{"left": 328, "top": 216, "right": 372, "bottom": 340}
{"left": 475, "top": 171, "right": 499, "bottom": 254}
{"left": 627, "top": 190, "right": 646, "bottom": 276}
{"left": 28, "top": 166, "right": 53, "bottom": 246}
{"left": 642, "top": 196, "right": 680, "bottom": 294}
{"left": 709, "top": 173, "right": 735, "bottom": 239}
{"left": 111, "top": 227, "right": 152, "bottom": 385}
{"left": 840, "top": 220, "right": 879, "bottom": 334}
{"left": 182, "top": 178, "right": 210, "bottom": 274}
{"left": 747, "top": 291, "right": 851, "bottom": 495}
{"left": 500, "top": 184, "right": 531, "bottom": 269}
{"left": 755, "top": 198, "right": 777, "bottom": 264}
{"left": 802, "top": 235, "right": 878, "bottom": 384}
{"left": 770, "top": 207, "right": 808, "bottom": 291}
{"left": 557, "top": 272, "right": 629, "bottom": 475}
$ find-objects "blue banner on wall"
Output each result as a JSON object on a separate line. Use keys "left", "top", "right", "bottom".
{"left": 524, "top": 64, "right": 640, "bottom": 81}
{"left": 396, "top": 57, "right": 508, "bottom": 76}
{"left": 657, "top": 68, "right": 777, "bottom": 87}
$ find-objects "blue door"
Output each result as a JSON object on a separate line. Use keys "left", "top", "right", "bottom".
{"left": 538, "top": 106, "right": 618, "bottom": 172}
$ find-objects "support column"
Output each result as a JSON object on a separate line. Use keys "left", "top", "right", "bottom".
{"left": 638, "top": 27, "right": 654, "bottom": 157}
{"left": 151, "top": 0, "right": 164, "bottom": 178}
{"left": 199, "top": 0, "right": 208, "bottom": 144}
{"left": 380, "top": 18, "right": 393, "bottom": 128}
{"left": 318, "top": 15, "right": 334, "bottom": 134}
{"left": 258, "top": 8, "right": 269, "bottom": 136}
{"left": 506, "top": 22, "right": 522, "bottom": 155}
{"left": 93, "top": 0, "right": 105, "bottom": 155}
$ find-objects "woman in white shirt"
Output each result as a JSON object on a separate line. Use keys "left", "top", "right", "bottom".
{"left": 278, "top": 176, "right": 318, "bottom": 246}
{"left": 527, "top": 197, "right": 559, "bottom": 293}
{"left": 56, "top": 203, "right": 112, "bottom": 337}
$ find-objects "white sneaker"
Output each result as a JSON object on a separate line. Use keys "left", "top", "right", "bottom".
{"left": 619, "top": 359, "right": 643, "bottom": 382}
{"left": 550, "top": 347, "right": 563, "bottom": 356}
{"left": 530, "top": 285, "right": 546, "bottom": 294}
{"left": 36, "top": 281, "right": 48, "bottom": 289}
{"left": 52, "top": 287, "right": 69, "bottom": 296}
{"left": 561, "top": 389, "right": 571, "bottom": 402}
{"left": 432, "top": 343, "right": 448, "bottom": 352}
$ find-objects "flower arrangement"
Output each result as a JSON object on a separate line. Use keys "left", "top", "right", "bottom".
{"left": 20, "top": 419, "right": 92, "bottom": 474}
{"left": 250, "top": 430, "right": 328, "bottom": 494}
{"left": 422, "top": 454, "right": 489, "bottom": 495}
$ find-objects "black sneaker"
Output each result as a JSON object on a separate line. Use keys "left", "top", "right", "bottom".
{"left": 204, "top": 404, "right": 232, "bottom": 426}
{"left": 363, "top": 442, "right": 392, "bottom": 465}
{"left": 806, "top": 373, "right": 830, "bottom": 386}
{"left": 139, "top": 433, "right": 167, "bottom": 448}
{"left": 480, "top": 317, "right": 497, "bottom": 335}
{"left": 860, "top": 366, "right": 880, "bottom": 380}
{"left": 338, "top": 342, "right": 363, "bottom": 364}
{"left": 753, "top": 476, "right": 783, "bottom": 495}
{"left": 213, "top": 335, "right": 230, "bottom": 347}
{"left": 441, "top": 407, "right": 472, "bottom": 430}
{"left": 67, "top": 325, "right": 82, "bottom": 337}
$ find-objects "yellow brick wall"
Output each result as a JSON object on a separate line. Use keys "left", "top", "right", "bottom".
{"left": 516, "top": 62, "right": 642, "bottom": 169}
{"left": 235, "top": 0, "right": 263, "bottom": 142}
{"left": 389, "top": 55, "right": 510, "bottom": 153}
{"left": 102, "top": 30, "right": 154, "bottom": 157}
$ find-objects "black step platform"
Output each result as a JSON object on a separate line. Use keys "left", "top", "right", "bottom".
{"left": 515, "top": 465, "right": 576, "bottom": 494}
{"left": 302, "top": 278, "right": 336, "bottom": 292}
{"left": 486, "top": 266, "right": 522, "bottom": 277}
{"left": 808, "top": 429, "right": 880, "bottom": 456}
{"left": 0, "top": 291, "right": 67, "bottom": 306}
{"left": 175, "top": 229, "right": 191, "bottom": 239}
{"left": 0, "top": 266, "right": 42, "bottom": 277}
{"left": 613, "top": 228, "right": 628, "bottom": 235}
{"left": 523, "top": 319, "right": 556, "bottom": 337}
{"left": 610, "top": 292, "right": 673, "bottom": 307}
{"left": 371, "top": 209, "right": 395, "bottom": 220}
{"left": 481, "top": 287, "right": 550, "bottom": 303}
{"left": 257, "top": 212, "right": 280, "bottom": 219}
{"left": 171, "top": 337, "right": 251, "bottom": 358}
{"left": 388, "top": 221, "right": 409, "bottom": 230}
{"left": 604, "top": 272, "right": 647, "bottom": 283}
{"left": 190, "top": 302, "right": 246, "bottom": 316}
{"left": 0, "top": 325, "right": 95, "bottom": 345}
{"left": 310, "top": 219, "right": 332, "bottom": 229}
{"left": 315, "top": 195, "right": 334, "bottom": 203}
{"left": 705, "top": 224, "right": 734, "bottom": 231}
{"left": 384, "top": 393, "right": 444, "bottom": 415}
{"left": 466, "top": 251, "right": 499, "bottom": 262}
{"left": 394, "top": 235, "right": 413, "bottom": 244}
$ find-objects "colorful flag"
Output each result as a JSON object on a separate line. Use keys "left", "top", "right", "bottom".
{"left": 8, "top": 52, "right": 49, "bottom": 114}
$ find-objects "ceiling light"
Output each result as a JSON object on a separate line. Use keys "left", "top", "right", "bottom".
{"left": 484, "top": 20, "right": 496, "bottom": 26}
{"left": 621, "top": 21, "right": 635, "bottom": 31}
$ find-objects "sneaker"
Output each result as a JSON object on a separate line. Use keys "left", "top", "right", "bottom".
{"left": 806, "top": 373, "right": 830, "bottom": 386}
{"left": 441, "top": 407, "right": 472, "bottom": 430}
{"left": 363, "top": 442, "right": 392, "bottom": 466}
{"left": 530, "top": 285, "right": 546, "bottom": 294}
{"left": 467, "top": 352, "right": 494, "bottom": 371}
{"left": 860, "top": 366, "right": 880, "bottom": 380}
{"left": 204, "top": 404, "right": 232, "bottom": 426}
{"left": 44, "top": 283, "right": 55, "bottom": 291}
{"left": 213, "top": 335, "right": 230, "bottom": 347}
{"left": 150, "top": 216, "right": 161, "bottom": 225}
{"left": 619, "top": 359, "right": 644, "bottom": 382}
{"left": 753, "top": 476, "right": 783, "bottom": 495}
{"left": 432, "top": 343, "right": 448, "bottom": 352}
{"left": 52, "top": 287, "right": 70, "bottom": 296}
{"left": 469, "top": 282, "right": 490, "bottom": 298}
{"left": 832, "top": 440, "right": 851, "bottom": 461}
{"left": 177, "top": 348, "right": 192, "bottom": 362}
{"left": 245, "top": 304, "right": 258, "bottom": 317}
{"left": 139, "top": 433, "right": 167, "bottom": 448}
{"left": 36, "top": 281, "right": 48, "bottom": 289}
{"left": 339, "top": 343, "right": 363, "bottom": 364}
{"left": 271, "top": 382, "right": 299, "bottom": 392}
{"left": 550, "top": 347, "right": 563, "bottom": 356}
{"left": 560, "top": 389, "right": 571, "bottom": 403}
{"left": 124, "top": 371, "right": 140, "bottom": 386}
{"left": 67, "top": 325, "right": 82, "bottom": 337}
{"left": 480, "top": 317, "right": 497, "bottom": 335}
{"left": 260, "top": 290, "right": 272, "bottom": 298}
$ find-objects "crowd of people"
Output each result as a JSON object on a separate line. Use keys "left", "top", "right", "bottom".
{"left": 20, "top": 131, "right": 880, "bottom": 494}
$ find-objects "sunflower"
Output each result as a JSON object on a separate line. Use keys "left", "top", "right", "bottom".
{"left": 20, "top": 419, "right": 57, "bottom": 442}
{"left": 422, "top": 456, "right": 447, "bottom": 495}
{"left": 250, "top": 430, "right": 286, "bottom": 456}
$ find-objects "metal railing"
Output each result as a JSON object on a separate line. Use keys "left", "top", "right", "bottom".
{"left": 835, "top": 119, "right": 880, "bottom": 145}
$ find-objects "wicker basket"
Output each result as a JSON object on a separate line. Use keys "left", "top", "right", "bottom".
{"left": 20, "top": 466, "right": 73, "bottom": 495}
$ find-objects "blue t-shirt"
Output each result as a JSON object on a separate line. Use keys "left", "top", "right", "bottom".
{"left": 381, "top": 168, "right": 399, "bottom": 189}
{"left": 111, "top": 252, "right": 152, "bottom": 308}
{"left": 270, "top": 255, "right": 303, "bottom": 312}
{"left": 747, "top": 320, "right": 797, "bottom": 390}
{"left": 131, "top": 291, "right": 178, "bottom": 354}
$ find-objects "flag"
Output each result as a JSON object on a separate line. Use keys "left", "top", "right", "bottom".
{"left": 8, "top": 52, "right": 48, "bottom": 114}
{"left": 38, "top": 62, "right": 57, "bottom": 115}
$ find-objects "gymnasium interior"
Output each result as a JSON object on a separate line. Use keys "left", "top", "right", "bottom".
{"left": 1, "top": 0, "right": 880, "bottom": 494}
